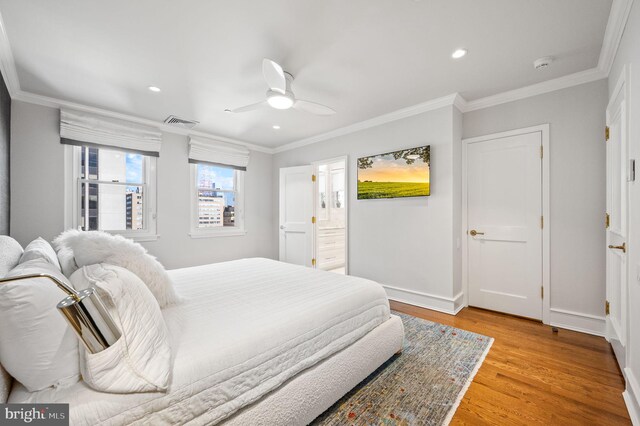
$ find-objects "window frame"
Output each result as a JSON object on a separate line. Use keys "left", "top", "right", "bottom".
{"left": 64, "top": 145, "right": 158, "bottom": 241}
{"left": 189, "top": 162, "right": 246, "bottom": 238}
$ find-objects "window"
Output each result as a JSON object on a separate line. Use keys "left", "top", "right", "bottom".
{"left": 190, "top": 163, "right": 245, "bottom": 237}
{"left": 66, "top": 145, "right": 157, "bottom": 240}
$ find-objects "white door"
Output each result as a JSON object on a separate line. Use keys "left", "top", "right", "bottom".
{"left": 279, "top": 165, "right": 314, "bottom": 267}
{"left": 605, "top": 79, "right": 627, "bottom": 371}
{"left": 467, "top": 131, "right": 543, "bottom": 320}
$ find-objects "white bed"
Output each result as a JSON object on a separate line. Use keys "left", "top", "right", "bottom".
{"left": 8, "top": 258, "right": 404, "bottom": 425}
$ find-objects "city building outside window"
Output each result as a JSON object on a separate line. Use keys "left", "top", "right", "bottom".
{"left": 190, "top": 163, "right": 245, "bottom": 237}
{"left": 67, "top": 145, "right": 157, "bottom": 241}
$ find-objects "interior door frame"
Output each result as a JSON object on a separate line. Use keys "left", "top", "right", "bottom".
{"left": 605, "top": 64, "right": 629, "bottom": 362}
{"left": 461, "top": 124, "right": 550, "bottom": 324}
{"left": 311, "top": 155, "right": 349, "bottom": 274}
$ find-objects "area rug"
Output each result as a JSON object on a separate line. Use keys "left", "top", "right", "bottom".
{"left": 312, "top": 312, "right": 493, "bottom": 425}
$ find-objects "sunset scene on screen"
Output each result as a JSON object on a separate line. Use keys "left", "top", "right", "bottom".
{"left": 357, "top": 146, "right": 430, "bottom": 199}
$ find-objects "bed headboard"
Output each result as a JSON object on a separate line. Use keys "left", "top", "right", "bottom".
{"left": 0, "top": 235, "right": 23, "bottom": 403}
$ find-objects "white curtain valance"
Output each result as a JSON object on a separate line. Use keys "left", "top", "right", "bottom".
{"left": 60, "top": 109, "right": 163, "bottom": 156}
{"left": 188, "top": 137, "right": 250, "bottom": 170}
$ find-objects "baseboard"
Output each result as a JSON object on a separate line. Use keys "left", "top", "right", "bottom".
{"left": 383, "top": 285, "right": 463, "bottom": 315}
{"left": 549, "top": 308, "right": 606, "bottom": 337}
{"left": 624, "top": 368, "right": 640, "bottom": 425}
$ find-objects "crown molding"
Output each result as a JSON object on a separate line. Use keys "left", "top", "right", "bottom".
{"left": 273, "top": 93, "right": 461, "bottom": 153}
{"left": 461, "top": 67, "right": 607, "bottom": 113}
{"left": 0, "top": 11, "right": 19, "bottom": 97}
{"left": 598, "top": 0, "right": 634, "bottom": 76}
{"left": 12, "top": 90, "right": 274, "bottom": 154}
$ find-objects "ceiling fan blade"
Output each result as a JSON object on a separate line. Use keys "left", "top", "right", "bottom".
{"left": 293, "top": 99, "right": 336, "bottom": 115}
{"left": 229, "top": 101, "right": 266, "bottom": 113}
{"left": 262, "top": 58, "right": 286, "bottom": 94}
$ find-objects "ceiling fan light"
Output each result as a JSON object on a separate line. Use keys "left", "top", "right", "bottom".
{"left": 267, "top": 93, "right": 294, "bottom": 110}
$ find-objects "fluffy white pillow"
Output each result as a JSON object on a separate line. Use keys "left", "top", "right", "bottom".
{"left": 56, "top": 246, "right": 78, "bottom": 278}
{"left": 0, "top": 259, "right": 80, "bottom": 392}
{"left": 0, "top": 236, "right": 23, "bottom": 277}
{"left": 19, "top": 237, "right": 61, "bottom": 271}
{"left": 54, "top": 230, "right": 179, "bottom": 308}
{"left": 70, "top": 264, "right": 172, "bottom": 393}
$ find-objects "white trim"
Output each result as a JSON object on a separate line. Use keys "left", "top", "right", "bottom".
{"left": 549, "top": 308, "right": 607, "bottom": 337}
{"left": 311, "top": 155, "right": 349, "bottom": 275}
{"left": 463, "top": 68, "right": 607, "bottom": 112}
{"left": 11, "top": 90, "right": 274, "bottom": 154}
{"left": 624, "top": 368, "right": 640, "bottom": 426}
{"left": 64, "top": 145, "right": 159, "bottom": 242}
{"left": 188, "top": 163, "right": 246, "bottom": 238}
{"left": 598, "top": 0, "right": 635, "bottom": 76}
{"left": 443, "top": 338, "right": 494, "bottom": 426}
{"left": 384, "top": 284, "right": 464, "bottom": 315}
{"left": 462, "top": 125, "right": 551, "bottom": 323}
{"left": 273, "top": 93, "right": 460, "bottom": 153}
{"left": 0, "top": 11, "right": 18, "bottom": 97}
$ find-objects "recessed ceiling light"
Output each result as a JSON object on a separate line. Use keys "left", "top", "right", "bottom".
{"left": 451, "top": 49, "right": 467, "bottom": 59}
{"left": 148, "top": 86, "right": 161, "bottom": 92}
{"left": 224, "top": 108, "right": 232, "bottom": 113}
{"left": 272, "top": 125, "right": 281, "bottom": 130}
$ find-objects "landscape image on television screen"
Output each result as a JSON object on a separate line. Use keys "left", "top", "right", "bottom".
{"left": 357, "top": 145, "right": 430, "bottom": 199}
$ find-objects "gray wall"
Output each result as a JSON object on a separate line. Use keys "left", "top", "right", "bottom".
{"left": 10, "top": 100, "right": 276, "bottom": 268}
{"left": 609, "top": 0, "right": 640, "bottom": 411}
{"left": 0, "top": 73, "right": 9, "bottom": 234}
{"left": 273, "top": 106, "right": 462, "bottom": 307}
{"left": 463, "top": 79, "right": 608, "bottom": 317}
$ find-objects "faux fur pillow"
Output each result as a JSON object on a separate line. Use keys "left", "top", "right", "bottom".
{"left": 53, "top": 230, "right": 179, "bottom": 308}
{"left": 70, "top": 264, "right": 172, "bottom": 393}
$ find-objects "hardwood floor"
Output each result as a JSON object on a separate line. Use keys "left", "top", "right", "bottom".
{"left": 389, "top": 301, "right": 631, "bottom": 425}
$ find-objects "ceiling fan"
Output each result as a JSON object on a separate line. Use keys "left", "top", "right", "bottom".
{"left": 226, "top": 59, "right": 336, "bottom": 116}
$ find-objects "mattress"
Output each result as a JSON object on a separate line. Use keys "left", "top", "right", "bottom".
{"left": 9, "top": 258, "right": 391, "bottom": 425}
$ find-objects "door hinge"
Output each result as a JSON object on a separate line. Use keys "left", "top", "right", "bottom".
{"left": 605, "top": 212, "right": 610, "bottom": 229}
{"left": 311, "top": 216, "right": 316, "bottom": 224}
{"left": 541, "top": 286, "right": 544, "bottom": 299}
{"left": 311, "top": 258, "right": 316, "bottom": 267}
{"left": 605, "top": 126, "right": 610, "bottom": 141}
{"left": 540, "top": 216, "right": 544, "bottom": 229}
{"left": 605, "top": 300, "right": 610, "bottom": 316}
{"left": 540, "top": 146, "right": 543, "bottom": 159}
{"left": 311, "top": 174, "right": 316, "bottom": 182}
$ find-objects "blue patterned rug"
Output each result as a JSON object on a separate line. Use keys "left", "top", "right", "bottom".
{"left": 312, "top": 312, "right": 493, "bottom": 425}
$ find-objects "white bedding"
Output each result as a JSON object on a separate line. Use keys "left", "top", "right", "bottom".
{"left": 9, "top": 258, "right": 391, "bottom": 425}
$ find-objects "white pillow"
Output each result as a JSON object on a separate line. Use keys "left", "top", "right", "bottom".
{"left": 56, "top": 246, "right": 78, "bottom": 278}
{"left": 70, "top": 264, "right": 172, "bottom": 393}
{"left": 0, "top": 236, "right": 23, "bottom": 277}
{"left": 0, "top": 259, "right": 80, "bottom": 392}
{"left": 54, "top": 230, "right": 179, "bottom": 308}
{"left": 19, "top": 237, "right": 61, "bottom": 271}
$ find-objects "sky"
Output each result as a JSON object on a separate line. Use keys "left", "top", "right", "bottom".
{"left": 126, "top": 153, "right": 143, "bottom": 183}
{"left": 358, "top": 154, "right": 429, "bottom": 183}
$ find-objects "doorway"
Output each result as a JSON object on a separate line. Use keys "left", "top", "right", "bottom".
{"left": 314, "top": 158, "right": 347, "bottom": 274}
{"left": 463, "top": 125, "right": 549, "bottom": 321}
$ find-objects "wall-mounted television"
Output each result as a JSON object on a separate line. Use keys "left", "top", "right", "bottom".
{"left": 357, "top": 145, "right": 430, "bottom": 199}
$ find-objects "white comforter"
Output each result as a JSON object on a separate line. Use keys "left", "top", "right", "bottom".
{"left": 9, "top": 258, "right": 390, "bottom": 425}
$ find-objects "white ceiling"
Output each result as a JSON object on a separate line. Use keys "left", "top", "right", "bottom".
{"left": 0, "top": 0, "right": 612, "bottom": 148}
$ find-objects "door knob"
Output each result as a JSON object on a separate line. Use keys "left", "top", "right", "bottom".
{"left": 608, "top": 242, "right": 626, "bottom": 253}
{"left": 280, "top": 225, "right": 285, "bottom": 230}
{"left": 469, "top": 229, "right": 485, "bottom": 237}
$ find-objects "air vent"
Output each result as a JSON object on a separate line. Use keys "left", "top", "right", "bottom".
{"left": 163, "top": 115, "right": 199, "bottom": 129}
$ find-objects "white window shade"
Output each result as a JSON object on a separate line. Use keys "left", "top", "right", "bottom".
{"left": 60, "top": 109, "right": 162, "bottom": 156}
{"left": 188, "top": 137, "right": 250, "bottom": 170}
